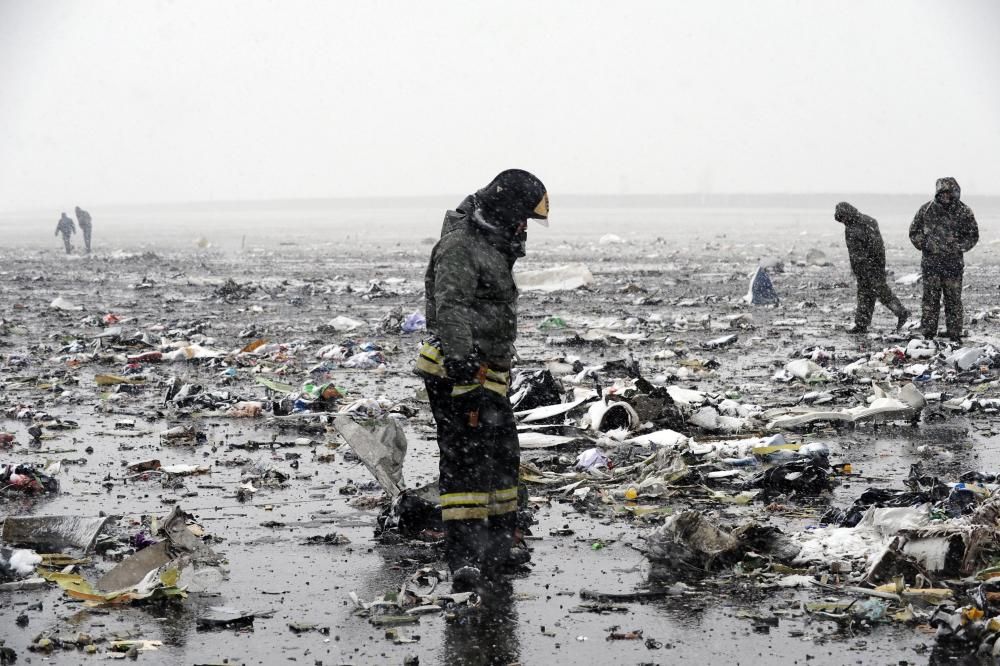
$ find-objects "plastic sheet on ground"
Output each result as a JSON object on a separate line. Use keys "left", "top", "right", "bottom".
{"left": 162, "top": 344, "right": 223, "bottom": 361}
{"left": 687, "top": 406, "right": 747, "bottom": 433}
{"left": 334, "top": 415, "right": 407, "bottom": 497}
{"left": 795, "top": 498, "right": 1000, "bottom": 582}
{"left": 326, "top": 315, "right": 366, "bottom": 331}
{"left": 50, "top": 296, "right": 83, "bottom": 311}
{"left": 575, "top": 448, "right": 610, "bottom": 472}
{"left": 401, "top": 312, "right": 426, "bottom": 333}
{"left": 623, "top": 429, "right": 689, "bottom": 449}
{"left": 514, "top": 264, "right": 594, "bottom": 292}
{"left": 1, "top": 515, "right": 112, "bottom": 553}
{"left": 780, "top": 359, "right": 831, "bottom": 382}
{"left": 945, "top": 346, "right": 992, "bottom": 371}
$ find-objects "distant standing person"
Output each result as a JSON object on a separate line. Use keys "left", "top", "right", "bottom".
{"left": 835, "top": 202, "right": 909, "bottom": 333}
{"left": 55, "top": 212, "right": 75, "bottom": 254}
{"left": 909, "top": 178, "right": 979, "bottom": 342}
{"left": 75, "top": 206, "right": 93, "bottom": 253}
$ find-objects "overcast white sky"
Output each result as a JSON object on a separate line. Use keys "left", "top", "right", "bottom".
{"left": 1, "top": 0, "right": 998, "bottom": 210}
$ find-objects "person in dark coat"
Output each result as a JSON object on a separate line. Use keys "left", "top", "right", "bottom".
{"left": 75, "top": 206, "right": 93, "bottom": 253}
{"left": 54, "top": 212, "right": 75, "bottom": 254}
{"left": 415, "top": 169, "right": 548, "bottom": 592}
{"left": 909, "top": 178, "right": 979, "bottom": 342}
{"left": 835, "top": 202, "right": 909, "bottom": 333}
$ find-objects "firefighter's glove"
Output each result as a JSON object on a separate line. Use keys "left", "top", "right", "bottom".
{"left": 444, "top": 356, "right": 482, "bottom": 384}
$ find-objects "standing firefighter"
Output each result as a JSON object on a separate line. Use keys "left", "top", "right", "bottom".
{"left": 75, "top": 206, "right": 93, "bottom": 254}
{"left": 835, "top": 202, "right": 909, "bottom": 333}
{"left": 416, "top": 169, "right": 548, "bottom": 592}
{"left": 909, "top": 178, "right": 979, "bottom": 342}
{"left": 54, "top": 212, "right": 75, "bottom": 254}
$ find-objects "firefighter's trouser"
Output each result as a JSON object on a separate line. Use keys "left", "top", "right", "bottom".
{"left": 425, "top": 376, "right": 519, "bottom": 575}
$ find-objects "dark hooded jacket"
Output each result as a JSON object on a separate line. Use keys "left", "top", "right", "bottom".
{"left": 909, "top": 177, "right": 978, "bottom": 278}
{"left": 55, "top": 214, "right": 75, "bottom": 236}
{"left": 836, "top": 202, "right": 886, "bottom": 279}
{"left": 424, "top": 196, "right": 519, "bottom": 370}
{"left": 76, "top": 208, "right": 92, "bottom": 230}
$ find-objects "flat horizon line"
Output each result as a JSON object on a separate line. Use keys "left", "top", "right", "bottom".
{"left": 4, "top": 191, "right": 999, "bottom": 216}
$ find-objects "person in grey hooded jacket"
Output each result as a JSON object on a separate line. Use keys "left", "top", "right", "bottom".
{"left": 835, "top": 202, "right": 909, "bottom": 333}
{"left": 75, "top": 206, "right": 93, "bottom": 253}
{"left": 54, "top": 212, "right": 75, "bottom": 254}
{"left": 909, "top": 178, "right": 979, "bottom": 341}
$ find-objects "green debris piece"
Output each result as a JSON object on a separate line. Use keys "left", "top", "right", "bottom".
{"left": 32, "top": 638, "right": 54, "bottom": 652}
{"left": 537, "top": 316, "right": 568, "bottom": 330}
{"left": 38, "top": 566, "right": 186, "bottom": 606}
{"left": 370, "top": 615, "right": 420, "bottom": 627}
{"left": 805, "top": 601, "right": 855, "bottom": 613}
{"left": 302, "top": 382, "right": 343, "bottom": 400}
{"left": 893, "top": 605, "right": 915, "bottom": 623}
{"left": 705, "top": 489, "right": 758, "bottom": 505}
{"left": 255, "top": 377, "right": 297, "bottom": 394}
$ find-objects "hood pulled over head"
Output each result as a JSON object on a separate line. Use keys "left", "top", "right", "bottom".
{"left": 834, "top": 202, "right": 861, "bottom": 224}
{"left": 476, "top": 169, "right": 548, "bottom": 224}
{"left": 935, "top": 177, "right": 961, "bottom": 208}
{"left": 471, "top": 169, "right": 548, "bottom": 259}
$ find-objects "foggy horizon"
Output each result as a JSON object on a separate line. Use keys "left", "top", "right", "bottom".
{"left": 7, "top": 190, "right": 1000, "bottom": 219}
{"left": 2, "top": 0, "right": 999, "bottom": 213}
